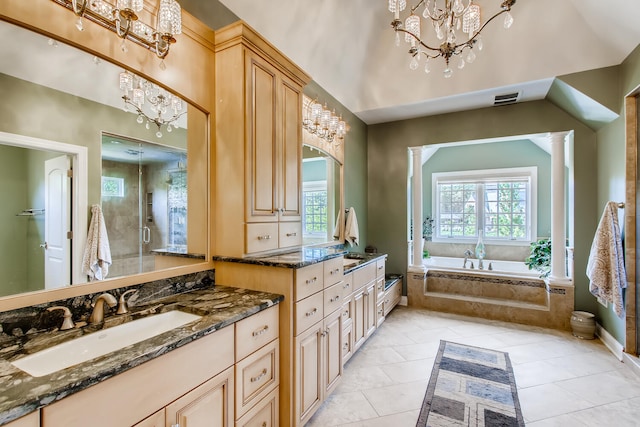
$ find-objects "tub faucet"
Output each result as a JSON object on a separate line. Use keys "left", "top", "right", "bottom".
{"left": 463, "top": 249, "right": 473, "bottom": 268}
{"left": 89, "top": 293, "right": 117, "bottom": 324}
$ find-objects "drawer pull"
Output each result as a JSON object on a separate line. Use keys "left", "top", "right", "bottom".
{"left": 252, "top": 325, "right": 269, "bottom": 337}
{"left": 343, "top": 342, "right": 349, "bottom": 351}
{"left": 251, "top": 368, "right": 268, "bottom": 383}
{"left": 305, "top": 277, "right": 318, "bottom": 285}
{"left": 330, "top": 268, "right": 340, "bottom": 275}
{"left": 286, "top": 232, "right": 297, "bottom": 237}
{"left": 305, "top": 308, "right": 318, "bottom": 317}
{"left": 378, "top": 265, "right": 384, "bottom": 270}
{"left": 330, "top": 295, "right": 340, "bottom": 303}
{"left": 385, "top": 299, "right": 390, "bottom": 304}
{"left": 262, "top": 423, "right": 267, "bottom": 427}
{"left": 378, "top": 308, "right": 384, "bottom": 315}
{"left": 343, "top": 310, "right": 349, "bottom": 317}
{"left": 257, "top": 235, "right": 272, "bottom": 240}
{"left": 343, "top": 282, "right": 350, "bottom": 289}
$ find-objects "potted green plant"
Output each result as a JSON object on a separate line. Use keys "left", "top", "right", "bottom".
{"left": 525, "top": 238, "right": 551, "bottom": 278}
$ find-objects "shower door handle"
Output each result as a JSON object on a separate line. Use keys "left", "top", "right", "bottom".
{"left": 142, "top": 226, "right": 151, "bottom": 244}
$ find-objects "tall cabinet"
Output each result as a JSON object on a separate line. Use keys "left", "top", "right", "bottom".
{"left": 215, "top": 22, "right": 311, "bottom": 257}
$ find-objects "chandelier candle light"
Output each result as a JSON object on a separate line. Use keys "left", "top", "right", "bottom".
{"left": 119, "top": 71, "right": 185, "bottom": 138}
{"left": 388, "top": 0, "right": 516, "bottom": 78}
{"left": 53, "top": 0, "right": 182, "bottom": 65}
{"left": 302, "top": 98, "right": 348, "bottom": 144}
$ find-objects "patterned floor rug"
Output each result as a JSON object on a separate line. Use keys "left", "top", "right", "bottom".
{"left": 417, "top": 340, "right": 525, "bottom": 427}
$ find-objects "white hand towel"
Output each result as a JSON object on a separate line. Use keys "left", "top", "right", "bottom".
{"left": 82, "top": 204, "right": 112, "bottom": 281}
{"left": 587, "top": 201, "right": 626, "bottom": 318}
{"left": 344, "top": 207, "right": 359, "bottom": 247}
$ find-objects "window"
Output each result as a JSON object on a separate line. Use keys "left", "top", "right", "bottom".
{"left": 101, "top": 176, "right": 124, "bottom": 197}
{"left": 303, "top": 181, "right": 328, "bottom": 236}
{"left": 433, "top": 167, "right": 536, "bottom": 243}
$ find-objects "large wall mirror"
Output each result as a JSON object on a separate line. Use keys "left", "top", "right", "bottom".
{"left": 0, "top": 12, "right": 211, "bottom": 302}
{"left": 302, "top": 145, "right": 341, "bottom": 245}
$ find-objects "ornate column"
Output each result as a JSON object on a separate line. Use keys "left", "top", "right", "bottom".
{"left": 549, "top": 132, "right": 571, "bottom": 284}
{"left": 409, "top": 147, "right": 426, "bottom": 272}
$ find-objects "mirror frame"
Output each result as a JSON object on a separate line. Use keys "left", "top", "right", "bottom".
{"left": 0, "top": 0, "right": 216, "bottom": 311}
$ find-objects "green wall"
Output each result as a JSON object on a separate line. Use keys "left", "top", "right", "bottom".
{"left": 422, "top": 139, "right": 552, "bottom": 239}
{"left": 368, "top": 100, "right": 597, "bottom": 308}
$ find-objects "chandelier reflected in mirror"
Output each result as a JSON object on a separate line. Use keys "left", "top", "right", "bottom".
{"left": 302, "top": 97, "right": 348, "bottom": 144}
{"left": 53, "top": 0, "right": 182, "bottom": 65}
{"left": 389, "top": 0, "right": 516, "bottom": 78}
{"left": 119, "top": 71, "right": 185, "bottom": 138}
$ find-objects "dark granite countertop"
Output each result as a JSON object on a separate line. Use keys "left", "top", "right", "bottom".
{"left": 150, "top": 248, "right": 206, "bottom": 259}
{"left": 342, "top": 252, "right": 388, "bottom": 274}
{"left": 213, "top": 246, "right": 348, "bottom": 268}
{"left": 0, "top": 285, "right": 283, "bottom": 425}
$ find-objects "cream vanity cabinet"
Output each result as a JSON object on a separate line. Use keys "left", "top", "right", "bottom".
{"left": 215, "top": 21, "right": 311, "bottom": 257}
{"left": 37, "top": 305, "right": 279, "bottom": 427}
{"left": 216, "top": 256, "right": 344, "bottom": 426}
{"left": 4, "top": 413, "right": 39, "bottom": 427}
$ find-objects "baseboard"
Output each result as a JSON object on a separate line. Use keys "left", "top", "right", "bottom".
{"left": 399, "top": 296, "right": 408, "bottom": 306}
{"left": 622, "top": 353, "right": 640, "bottom": 378}
{"left": 595, "top": 322, "right": 624, "bottom": 361}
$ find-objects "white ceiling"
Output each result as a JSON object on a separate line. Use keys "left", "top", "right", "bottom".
{"left": 216, "top": 0, "right": 640, "bottom": 124}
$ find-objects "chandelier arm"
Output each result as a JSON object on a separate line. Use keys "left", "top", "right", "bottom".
{"left": 394, "top": 27, "right": 442, "bottom": 53}
{"left": 466, "top": 8, "right": 511, "bottom": 45}
{"left": 122, "top": 96, "right": 186, "bottom": 130}
{"left": 410, "top": 0, "right": 427, "bottom": 14}
{"left": 115, "top": 13, "right": 132, "bottom": 39}
{"left": 71, "top": 0, "right": 88, "bottom": 16}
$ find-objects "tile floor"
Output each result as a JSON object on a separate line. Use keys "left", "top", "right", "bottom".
{"left": 306, "top": 306, "right": 640, "bottom": 426}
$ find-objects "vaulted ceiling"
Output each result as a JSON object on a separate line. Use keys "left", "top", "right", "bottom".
{"left": 207, "top": 0, "right": 640, "bottom": 124}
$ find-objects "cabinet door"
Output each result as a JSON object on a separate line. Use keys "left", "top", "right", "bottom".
{"left": 278, "top": 74, "right": 302, "bottom": 221}
{"left": 365, "top": 283, "right": 377, "bottom": 339}
{"left": 246, "top": 52, "right": 278, "bottom": 223}
{"left": 5, "top": 412, "right": 39, "bottom": 427}
{"left": 166, "top": 366, "right": 234, "bottom": 427}
{"left": 295, "top": 322, "right": 323, "bottom": 425}
{"left": 323, "top": 309, "right": 343, "bottom": 396}
{"left": 352, "top": 289, "right": 366, "bottom": 351}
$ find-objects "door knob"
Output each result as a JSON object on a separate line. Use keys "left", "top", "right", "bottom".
{"left": 39, "top": 242, "right": 48, "bottom": 250}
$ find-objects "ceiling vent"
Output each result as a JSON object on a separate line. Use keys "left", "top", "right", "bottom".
{"left": 493, "top": 92, "right": 520, "bottom": 106}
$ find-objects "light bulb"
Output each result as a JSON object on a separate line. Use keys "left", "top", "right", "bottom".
{"left": 444, "top": 67, "right": 453, "bottom": 78}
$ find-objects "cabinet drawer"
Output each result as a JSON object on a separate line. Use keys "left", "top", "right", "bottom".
{"left": 235, "top": 339, "right": 280, "bottom": 419}
{"left": 246, "top": 223, "right": 279, "bottom": 253}
{"left": 279, "top": 222, "right": 302, "bottom": 248}
{"left": 341, "top": 295, "right": 353, "bottom": 329}
{"left": 294, "top": 263, "right": 324, "bottom": 301}
{"left": 235, "top": 305, "right": 279, "bottom": 361}
{"left": 323, "top": 281, "right": 343, "bottom": 316}
{"left": 295, "top": 292, "right": 324, "bottom": 335}
{"left": 353, "top": 262, "right": 376, "bottom": 290}
{"left": 376, "top": 258, "right": 386, "bottom": 278}
{"left": 323, "top": 256, "right": 344, "bottom": 287}
{"left": 341, "top": 272, "right": 353, "bottom": 297}
{"left": 235, "top": 387, "right": 279, "bottom": 427}
{"left": 342, "top": 322, "right": 353, "bottom": 365}
{"left": 376, "top": 277, "right": 385, "bottom": 300}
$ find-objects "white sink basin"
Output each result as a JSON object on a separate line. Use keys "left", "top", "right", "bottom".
{"left": 12, "top": 310, "right": 202, "bottom": 377}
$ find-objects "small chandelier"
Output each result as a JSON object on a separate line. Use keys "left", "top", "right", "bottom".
{"left": 53, "top": 0, "right": 182, "bottom": 65}
{"left": 389, "top": 0, "right": 516, "bottom": 78}
{"left": 119, "top": 71, "right": 185, "bottom": 138}
{"left": 302, "top": 98, "right": 348, "bottom": 144}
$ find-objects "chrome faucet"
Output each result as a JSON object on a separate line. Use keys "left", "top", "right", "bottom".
{"left": 47, "top": 306, "right": 75, "bottom": 330}
{"left": 463, "top": 249, "right": 473, "bottom": 268}
{"left": 89, "top": 293, "right": 117, "bottom": 324}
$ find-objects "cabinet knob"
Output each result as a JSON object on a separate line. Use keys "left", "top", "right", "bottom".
{"left": 305, "top": 277, "right": 317, "bottom": 285}
{"left": 330, "top": 295, "right": 340, "bottom": 303}
{"left": 257, "top": 235, "right": 272, "bottom": 240}
{"left": 286, "top": 232, "right": 297, "bottom": 237}
{"left": 305, "top": 308, "right": 318, "bottom": 317}
{"left": 343, "top": 283, "right": 350, "bottom": 289}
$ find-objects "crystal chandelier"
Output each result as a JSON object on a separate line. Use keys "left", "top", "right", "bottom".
{"left": 302, "top": 98, "right": 348, "bottom": 144}
{"left": 388, "top": 0, "right": 516, "bottom": 78}
{"left": 52, "top": 0, "right": 182, "bottom": 64}
{"left": 119, "top": 71, "right": 185, "bottom": 138}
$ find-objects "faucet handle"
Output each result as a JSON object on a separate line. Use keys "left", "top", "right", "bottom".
{"left": 47, "top": 306, "right": 75, "bottom": 331}
{"left": 464, "top": 249, "right": 473, "bottom": 257}
{"left": 117, "top": 289, "right": 138, "bottom": 315}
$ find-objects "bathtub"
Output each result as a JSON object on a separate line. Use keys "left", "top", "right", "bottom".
{"left": 409, "top": 255, "right": 574, "bottom": 330}
{"left": 423, "top": 256, "right": 540, "bottom": 278}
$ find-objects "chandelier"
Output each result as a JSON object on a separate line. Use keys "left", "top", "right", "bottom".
{"left": 302, "top": 98, "right": 348, "bottom": 144}
{"left": 119, "top": 71, "right": 185, "bottom": 138}
{"left": 389, "top": 0, "right": 516, "bottom": 78}
{"left": 52, "top": 0, "right": 182, "bottom": 65}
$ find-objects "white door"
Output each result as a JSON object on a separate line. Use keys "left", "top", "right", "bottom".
{"left": 44, "top": 155, "right": 70, "bottom": 289}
